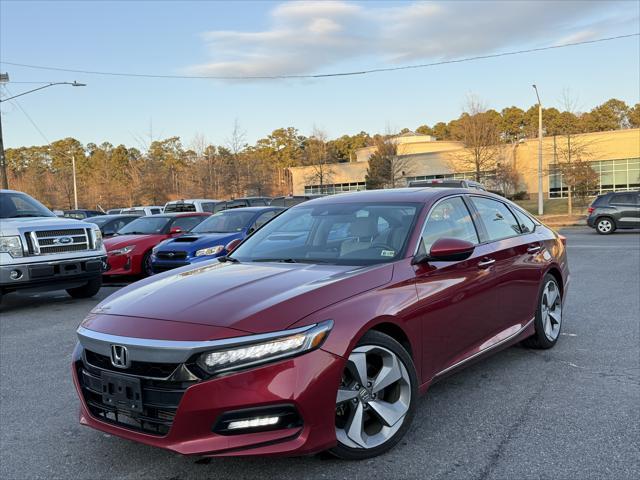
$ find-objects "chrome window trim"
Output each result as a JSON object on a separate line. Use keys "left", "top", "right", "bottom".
{"left": 413, "top": 194, "right": 480, "bottom": 256}
{"left": 76, "top": 323, "right": 319, "bottom": 364}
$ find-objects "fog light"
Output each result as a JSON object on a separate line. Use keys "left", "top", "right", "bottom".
{"left": 9, "top": 270, "right": 22, "bottom": 280}
{"left": 227, "top": 416, "right": 279, "bottom": 430}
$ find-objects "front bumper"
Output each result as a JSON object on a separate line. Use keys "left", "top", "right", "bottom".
{"left": 0, "top": 256, "right": 106, "bottom": 292}
{"left": 72, "top": 343, "right": 344, "bottom": 456}
{"left": 104, "top": 252, "right": 139, "bottom": 276}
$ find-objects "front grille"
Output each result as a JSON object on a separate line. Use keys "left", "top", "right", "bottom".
{"left": 85, "top": 350, "right": 178, "bottom": 378}
{"left": 78, "top": 353, "right": 199, "bottom": 436}
{"left": 156, "top": 251, "right": 188, "bottom": 260}
{"left": 26, "top": 228, "right": 93, "bottom": 255}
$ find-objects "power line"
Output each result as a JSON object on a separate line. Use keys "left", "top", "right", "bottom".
{"left": 1, "top": 85, "right": 51, "bottom": 144}
{"left": 1, "top": 33, "right": 637, "bottom": 80}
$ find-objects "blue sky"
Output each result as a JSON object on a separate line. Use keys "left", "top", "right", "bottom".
{"left": 1, "top": 0, "right": 639, "bottom": 150}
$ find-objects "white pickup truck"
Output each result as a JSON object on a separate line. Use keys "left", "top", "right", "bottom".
{"left": 0, "top": 189, "right": 107, "bottom": 301}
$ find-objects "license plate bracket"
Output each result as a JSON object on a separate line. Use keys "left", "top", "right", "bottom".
{"left": 101, "top": 371, "right": 143, "bottom": 413}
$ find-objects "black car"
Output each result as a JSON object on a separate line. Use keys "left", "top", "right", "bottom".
{"left": 587, "top": 191, "right": 640, "bottom": 234}
{"left": 85, "top": 214, "right": 140, "bottom": 237}
{"left": 62, "top": 209, "right": 105, "bottom": 219}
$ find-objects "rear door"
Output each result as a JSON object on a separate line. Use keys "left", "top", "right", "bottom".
{"left": 468, "top": 196, "right": 542, "bottom": 332}
{"left": 609, "top": 192, "right": 640, "bottom": 228}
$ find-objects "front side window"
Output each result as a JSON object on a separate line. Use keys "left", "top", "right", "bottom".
{"left": 471, "top": 197, "right": 521, "bottom": 241}
{"left": 232, "top": 203, "right": 420, "bottom": 266}
{"left": 417, "top": 197, "right": 478, "bottom": 254}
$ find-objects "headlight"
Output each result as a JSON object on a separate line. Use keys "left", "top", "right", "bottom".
{"left": 92, "top": 227, "right": 103, "bottom": 250}
{"left": 109, "top": 245, "right": 135, "bottom": 255}
{"left": 0, "top": 236, "right": 24, "bottom": 258}
{"left": 196, "top": 320, "right": 333, "bottom": 375}
{"left": 195, "top": 245, "right": 224, "bottom": 257}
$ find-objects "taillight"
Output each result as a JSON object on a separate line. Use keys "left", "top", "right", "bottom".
{"left": 587, "top": 207, "right": 594, "bottom": 214}
{"left": 558, "top": 235, "right": 567, "bottom": 246}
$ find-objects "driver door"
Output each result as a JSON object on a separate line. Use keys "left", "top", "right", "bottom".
{"left": 413, "top": 195, "right": 498, "bottom": 379}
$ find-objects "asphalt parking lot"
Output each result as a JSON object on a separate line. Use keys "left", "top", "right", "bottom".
{"left": 1, "top": 227, "right": 638, "bottom": 480}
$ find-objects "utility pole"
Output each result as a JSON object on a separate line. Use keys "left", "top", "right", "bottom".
{"left": 0, "top": 77, "right": 86, "bottom": 190}
{"left": 71, "top": 153, "right": 78, "bottom": 209}
{"left": 532, "top": 84, "right": 544, "bottom": 216}
{"left": 0, "top": 73, "right": 9, "bottom": 189}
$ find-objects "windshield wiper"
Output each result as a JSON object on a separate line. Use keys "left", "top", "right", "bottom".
{"left": 218, "top": 256, "right": 240, "bottom": 263}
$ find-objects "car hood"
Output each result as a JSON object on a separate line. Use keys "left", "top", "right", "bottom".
{"left": 90, "top": 261, "right": 394, "bottom": 334}
{"left": 1, "top": 216, "right": 91, "bottom": 233}
{"left": 159, "top": 232, "right": 242, "bottom": 252}
{"left": 104, "top": 234, "right": 163, "bottom": 250}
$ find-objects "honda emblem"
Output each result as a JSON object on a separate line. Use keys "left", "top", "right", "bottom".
{"left": 110, "top": 345, "right": 130, "bottom": 368}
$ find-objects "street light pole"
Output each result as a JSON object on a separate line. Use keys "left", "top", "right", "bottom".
{"left": 0, "top": 76, "right": 86, "bottom": 189}
{"left": 532, "top": 84, "right": 543, "bottom": 216}
{"left": 71, "top": 154, "right": 78, "bottom": 210}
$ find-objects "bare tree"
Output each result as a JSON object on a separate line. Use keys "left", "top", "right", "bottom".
{"left": 225, "top": 119, "right": 247, "bottom": 197}
{"left": 451, "top": 95, "right": 502, "bottom": 181}
{"left": 365, "top": 131, "right": 413, "bottom": 189}
{"left": 303, "top": 128, "right": 335, "bottom": 192}
{"left": 552, "top": 90, "right": 599, "bottom": 215}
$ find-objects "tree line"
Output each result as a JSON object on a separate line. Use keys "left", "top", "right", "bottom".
{"left": 5, "top": 98, "right": 638, "bottom": 210}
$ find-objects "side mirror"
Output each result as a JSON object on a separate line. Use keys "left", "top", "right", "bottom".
{"left": 412, "top": 238, "right": 475, "bottom": 264}
{"left": 247, "top": 227, "right": 255, "bottom": 235}
{"left": 169, "top": 226, "right": 183, "bottom": 235}
{"left": 225, "top": 238, "right": 242, "bottom": 252}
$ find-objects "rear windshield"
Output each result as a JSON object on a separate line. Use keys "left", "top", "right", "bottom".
{"left": 165, "top": 203, "right": 196, "bottom": 212}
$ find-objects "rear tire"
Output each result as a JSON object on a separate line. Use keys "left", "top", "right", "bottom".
{"left": 66, "top": 277, "right": 102, "bottom": 299}
{"left": 328, "top": 330, "right": 417, "bottom": 460}
{"left": 523, "top": 274, "right": 562, "bottom": 349}
{"left": 595, "top": 217, "right": 615, "bottom": 235}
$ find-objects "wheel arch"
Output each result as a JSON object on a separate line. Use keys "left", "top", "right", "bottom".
{"left": 368, "top": 321, "right": 413, "bottom": 359}
{"left": 545, "top": 266, "right": 564, "bottom": 298}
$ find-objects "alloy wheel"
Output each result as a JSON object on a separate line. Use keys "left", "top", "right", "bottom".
{"left": 597, "top": 219, "right": 612, "bottom": 233}
{"left": 541, "top": 279, "right": 562, "bottom": 341}
{"left": 335, "top": 345, "right": 411, "bottom": 450}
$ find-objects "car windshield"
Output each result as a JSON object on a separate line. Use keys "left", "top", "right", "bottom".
{"left": 0, "top": 191, "right": 55, "bottom": 218}
{"left": 232, "top": 202, "right": 420, "bottom": 266}
{"left": 117, "top": 216, "right": 171, "bottom": 235}
{"left": 192, "top": 210, "right": 255, "bottom": 233}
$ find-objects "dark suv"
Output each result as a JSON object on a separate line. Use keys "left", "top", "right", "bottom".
{"left": 587, "top": 191, "right": 640, "bottom": 234}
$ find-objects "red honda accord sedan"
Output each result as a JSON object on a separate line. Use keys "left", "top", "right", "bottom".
{"left": 73, "top": 188, "right": 569, "bottom": 459}
{"left": 103, "top": 213, "right": 209, "bottom": 277}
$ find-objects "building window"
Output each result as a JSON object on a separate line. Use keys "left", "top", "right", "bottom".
{"left": 406, "top": 171, "right": 496, "bottom": 185}
{"left": 304, "top": 182, "right": 367, "bottom": 195}
{"left": 549, "top": 158, "right": 640, "bottom": 198}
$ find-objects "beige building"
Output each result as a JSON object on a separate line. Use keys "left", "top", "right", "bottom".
{"left": 289, "top": 129, "right": 640, "bottom": 198}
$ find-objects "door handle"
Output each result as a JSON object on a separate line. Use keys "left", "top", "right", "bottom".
{"left": 527, "top": 245, "right": 541, "bottom": 254}
{"left": 478, "top": 258, "right": 495, "bottom": 269}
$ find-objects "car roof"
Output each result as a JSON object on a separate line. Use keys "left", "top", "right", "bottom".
{"left": 165, "top": 199, "right": 221, "bottom": 203}
{"left": 135, "top": 212, "right": 209, "bottom": 218}
{"left": 299, "top": 187, "right": 507, "bottom": 206}
{"left": 86, "top": 214, "right": 140, "bottom": 220}
{"left": 215, "top": 206, "right": 284, "bottom": 213}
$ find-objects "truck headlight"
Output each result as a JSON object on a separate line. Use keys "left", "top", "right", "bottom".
{"left": 0, "top": 236, "right": 24, "bottom": 258}
{"left": 195, "top": 245, "right": 224, "bottom": 257}
{"left": 109, "top": 245, "right": 135, "bottom": 255}
{"left": 92, "top": 227, "right": 103, "bottom": 250}
{"left": 196, "top": 320, "right": 333, "bottom": 375}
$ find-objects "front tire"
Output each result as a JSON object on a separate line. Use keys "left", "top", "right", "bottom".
{"left": 329, "top": 330, "right": 417, "bottom": 460}
{"left": 595, "top": 217, "right": 615, "bottom": 235}
{"left": 142, "top": 251, "right": 154, "bottom": 277}
{"left": 523, "top": 274, "right": 562, "bottom": 349}
{"left": 66, "top": 276, "right": 102, "bottom": 299}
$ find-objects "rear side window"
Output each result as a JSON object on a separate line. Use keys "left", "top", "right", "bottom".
{"left": 418, "top": 196, "right": 478, "bottom": 254}
{"left": 511, "top": 208, "right": 536, "bottom": 234}
{"left": 165, "top": 203, "right": 196, "bottom": 213}
{"left": 201, "top": 202, "right": 216, "bottom": 213}
{"left": 471, "top": 197, "right": 521, "bottom": 241}
{"left": 150, "top": 208, "right": 161, "bottom": 215}
{"left": 253, "top": 210, "right": 278, "bottom": 229}
{"left": 610, "top": 193, "right": 638, "bottom": 205}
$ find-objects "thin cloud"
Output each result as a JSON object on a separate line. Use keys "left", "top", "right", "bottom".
{"left": 184, "top": 0, "right": 639, "bottom": 79}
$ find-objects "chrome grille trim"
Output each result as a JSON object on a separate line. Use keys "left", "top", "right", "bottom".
{"left": 25, "top": 228, "right": 92, "bottom": 256}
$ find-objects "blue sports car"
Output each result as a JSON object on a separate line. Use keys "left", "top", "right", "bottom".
{"left": 151, "top": 206, "right": 284, "bottom": 273}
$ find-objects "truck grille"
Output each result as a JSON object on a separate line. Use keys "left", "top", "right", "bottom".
{"left": 77, "top": 351, "right": 199, "bottom": 436}
{"left": 25, "top": 228, "right": 94, "bottom": 255}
